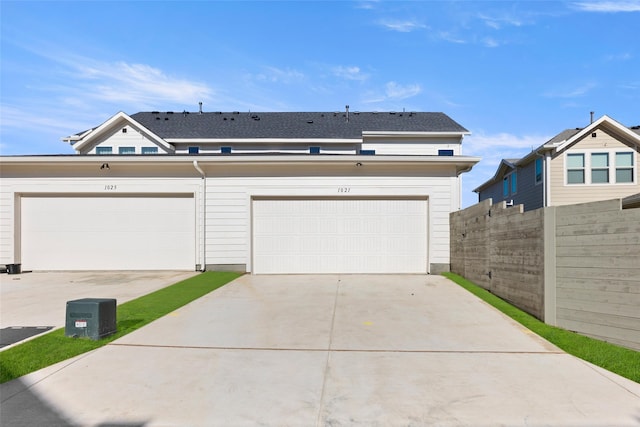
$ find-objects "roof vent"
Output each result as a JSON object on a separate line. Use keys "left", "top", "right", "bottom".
{"left": 232, "top": 111, "right": 240, "bottom": 114}
{"left": 151, "top": 111, "right": 159, "bottom": 114}
{"left": 166, "top": 111, "right": 174, "bottom": 114}
{"left": 199, "top": 101, "right": 203, "bottom": 114}
{"left": 307, "top": 120, "right": 314, "bottom": 124}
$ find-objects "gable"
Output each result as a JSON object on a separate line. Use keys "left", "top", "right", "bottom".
{"left": 70, "top": 112, "right": 173, "bottom": 155}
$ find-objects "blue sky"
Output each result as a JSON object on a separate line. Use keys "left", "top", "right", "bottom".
{"left": 1, "top": 1, "right": 639, "bottom": 207}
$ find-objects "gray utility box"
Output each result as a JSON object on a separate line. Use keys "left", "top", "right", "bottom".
{"left": 65, "top": 298, "right": 117, "bottom": 340}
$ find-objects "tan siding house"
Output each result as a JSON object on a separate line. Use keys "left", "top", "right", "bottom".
{"left": 475, "top": 115, "right": 640, "bottom": 211}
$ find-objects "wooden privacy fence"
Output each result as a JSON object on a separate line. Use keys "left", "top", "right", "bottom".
{"left": 450, "top": 197, "right": 640, "bottom": 351}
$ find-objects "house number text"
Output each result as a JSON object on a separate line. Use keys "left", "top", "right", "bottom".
{"left": 104, "top": 185, "right": 117, "bottom": 191}
{"left": 338, "top": 187, "right": 351, "bottom": 193}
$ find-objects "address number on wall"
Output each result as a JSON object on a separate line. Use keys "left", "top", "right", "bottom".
{"left": 104, "top": 185, "right": 117, "bottom": 191}
{"left": 338, "top": 187, "right": 351, "bottom": 193}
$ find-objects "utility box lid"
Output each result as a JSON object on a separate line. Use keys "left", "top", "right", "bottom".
{"left": 65, "top": 298, "right": 117, "bottom": 340}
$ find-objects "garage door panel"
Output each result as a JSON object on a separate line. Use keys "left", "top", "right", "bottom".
{"left": 21, "top": 196, "right": 195, "bottom": 271}
{"left": 253, "top": 198, "right": 427, "bottom": 274}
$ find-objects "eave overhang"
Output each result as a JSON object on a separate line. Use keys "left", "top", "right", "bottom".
{"left": 0, "top": 154, "right": 480, "bottom": 176}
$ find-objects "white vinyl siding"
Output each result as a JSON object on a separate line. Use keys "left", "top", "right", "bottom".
{"left": 201, "top": 172, "right": 458, "bottom": 272}
{"left": 20, "top": 195, "right": 195, "bottom": 271}
{"left": 252, "top": 198, "right": 427, "bottom": 274}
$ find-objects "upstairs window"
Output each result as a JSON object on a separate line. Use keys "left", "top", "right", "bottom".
{"left": 591, "top": 153, "right": 609, "bottom": 183}
{"left": 119, "top": 146, "right": 135, "bottom": 155}
{"left": 616, "top": 152, "right": 634, "bottom": 183}
{"left": 96, "top": 146, "right": 112, "bottom": 155}
{"left": 535, "top": 158, "right": 543, "bottom": 184}
{"left": 567, "top": 153, "right": 585, "bottom": 184}
{"left": 510, "top": 172, "right": 517, "bottom": 194}
{"left": 221, "top": 146, "right": 232, "bottom": 154}
{"left": 141, "top": 147, "right": 158, "bottom": 154}
{"left": 188, "top": 146, "right": 199, "bottom": 154}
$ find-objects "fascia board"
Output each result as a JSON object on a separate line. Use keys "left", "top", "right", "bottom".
{"left": 555, "top": 115, "right": 640, "bottom": 153}
{"left": 362, "top": 131, "right": 470, "bottom": 138}
{"left": 73, "top": 112, "right": 173, "bottom": 152}
{"left": 473, "top": 159, "right": 517, "bottom": 193}
{"left": 165, "top": 138, "right": 361, "bottom": 144}
{"left": 0, "top": 154, "right": 480, "bottom": 168}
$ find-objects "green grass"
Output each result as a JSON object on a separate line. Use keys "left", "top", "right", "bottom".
{"left": 0, "top": 271, "right": 242, "bottom": 384}
{"left": 443, "top": 272, "right": 640, "bottom": 383}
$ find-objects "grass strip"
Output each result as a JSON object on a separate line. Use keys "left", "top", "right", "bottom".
{"left": 0, "top": 271, "right": 242, "bottom": 384}
{"left": 443, "top": 272, "right": 640, "bottom": 383}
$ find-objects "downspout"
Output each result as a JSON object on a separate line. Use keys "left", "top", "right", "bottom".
{"left": 193, "top": 160, "right": 206, "bottom": 271}
{"left": 535, "top": 150, "right": 548, "bottom": 207}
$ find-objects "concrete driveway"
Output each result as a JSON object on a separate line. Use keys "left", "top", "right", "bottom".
{"left": 0, "top": 271, "right": 199, "bottom": 330}
{"left": 2, "top": 274, "right": 639, "bottom": 426}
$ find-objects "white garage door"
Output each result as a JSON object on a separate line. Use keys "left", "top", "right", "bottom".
{"left": 252, "top": 198, "right": 428, "bottom": 274}
{"left": 21, "top": 195, "right": 195, "bottom": 270}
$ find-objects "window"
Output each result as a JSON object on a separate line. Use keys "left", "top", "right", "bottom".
{"left": 535, "top": 158, "right": 543, "bottom": 184}
{"left": 591, "top": 153, "right": 609, "bottom": 183}
{"left": 359, "top": 149, "right": 375, "bottom": 155}
{"left": 119, "top": 146, "right": 135, "bottom": 155}
{"left": 616, "top": 152, "right": 634, "bottom": 183}
{"left": 141, "top": 147, "right": 158, "bottom": 154}
{"left": 438, "top": 149, "right": 454, "bottom": 156}
{"left": 567, "top": 153, "right": 585, "bottom": 184}
{"left": 503, "top": 176, "right": 509, "bottom": 197}
{"left": 309, "top": 146, "right": 320, "bottom": 154}
{"left": 221, "top": 146, "right": 232, "bottom": 154}
{"left": 510, "top": 172, "right": 517, "bottom": 194}
{"left": 188, "top": 146, "right": 199, "bottom": 154}
{"left": 566, "top": 150, "right": 635, "bottom": 184}
{"left": 96, "top": 146, "right": 112, "bottom": 155}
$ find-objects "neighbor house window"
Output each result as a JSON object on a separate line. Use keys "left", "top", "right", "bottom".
{"left": 616, "top": 152, "right": 634, "bottom": 183}
{"left": 188, "top": 146, "right": 199, "bottom": 154}
{"left": 119, "top": 146, "right": 135, "bottom": 155}
{"left": 535, "top": 158, "right": 543, "bottom": 184}
{"left": 96, "top": 146, "right": 112, "bottom": 155}
{"left": 567, "top": 153, "right": 585, "bottom": 184}
{"left": 591, "top": 153, "right": 609, "bottom": 183}
{"left": 510, "top": 172, "right": 517, "bottom": 194}
{"left": 141, "top": 147, "right": 158, "bottom": 154}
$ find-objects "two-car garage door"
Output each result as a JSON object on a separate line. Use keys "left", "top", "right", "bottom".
{"left": 20, "top": 195, "right": 195, "bottom": 271}
{"left": 252, "top": 198, "right": 428, "bottom": 274}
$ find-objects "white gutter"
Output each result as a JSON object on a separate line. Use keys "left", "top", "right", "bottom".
{"left": 193, "top": 160, "right": 207, "bottom": 272}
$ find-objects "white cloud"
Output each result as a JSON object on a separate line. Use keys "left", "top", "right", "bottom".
{"left": 478, "top": 13, "right": 524, "bottom": 29}
{"left": 573, "top": 1, "right": 640, "bottom": 12}
{"left": 378, "top": 19, "right": 427, "bottom": 32}
{"left": 73, "top": 62, "right": 213, "bottom": 106}
{"left": 604, "top": 52, "right": 632, "bottom": 61}
{"left": 385, "top": 81, "right": 422, "bottom": 99}
{"left": 253, "top": 66, "right": 305, "bottom": 84}
{"left": 543, "top": 82, "right": 597, "bottom": 98}
{"left": 436, "top": 31, "right": 467, "bottom": 44}
{"left": 482, "top": 37, "right": 500, "bottom": 48}
{"left": 332, "top": 65, "right": 369, "bottom": 81}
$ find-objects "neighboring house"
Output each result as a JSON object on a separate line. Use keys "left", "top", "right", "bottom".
{"left": 474, "top": 115, "right": 640, "bottom": 211}
{"left": 0, "top": 109, "right": 479, "bottom": 274}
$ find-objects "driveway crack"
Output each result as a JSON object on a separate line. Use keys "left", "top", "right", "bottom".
{"left": 315, "top": 275, "right": 341, "bottom": 427}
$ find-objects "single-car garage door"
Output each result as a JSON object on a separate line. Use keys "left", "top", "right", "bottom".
{"left": 252, "top": 198, "right": 427, "bottom": 274}
{"left": 20, "top": 195, "right": 195, "bottom": 271}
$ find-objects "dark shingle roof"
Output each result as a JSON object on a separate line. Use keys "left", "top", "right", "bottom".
{"left": 130, "top": 111, "right": 468, "bottom": 139}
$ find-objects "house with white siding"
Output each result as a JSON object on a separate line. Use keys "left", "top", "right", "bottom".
{"left": 474, "top": 115, "right": 640, "bottom": 211}
{"left": 0, "top": 108, "right": 479, "bottom": 274}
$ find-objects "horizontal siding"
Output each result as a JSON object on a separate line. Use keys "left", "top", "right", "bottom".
{"left": 204, "top": 175, "right": 457, "bottom": 270}
{"left": 550, "top": 129, "right": 640, "bottom": 206}
{"left": 0, "top": 187, "right": 14, "bottom": 264}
